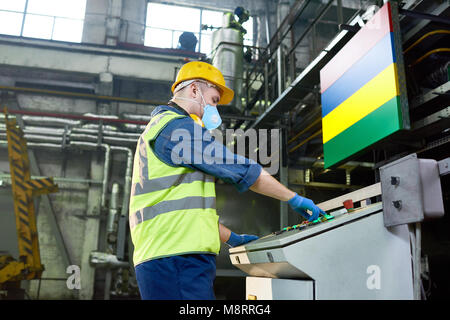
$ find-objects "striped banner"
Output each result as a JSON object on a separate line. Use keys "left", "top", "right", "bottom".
{"left": 320, "top": 2, "right": 409, "bottom": 168}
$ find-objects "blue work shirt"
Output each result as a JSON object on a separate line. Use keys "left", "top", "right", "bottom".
{"left": 151, "top": 102, "right": 262, "bottom": 192}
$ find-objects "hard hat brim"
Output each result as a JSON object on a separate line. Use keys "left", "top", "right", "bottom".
{"left": 215, "top": 83, "right": 234, "bottom": 105}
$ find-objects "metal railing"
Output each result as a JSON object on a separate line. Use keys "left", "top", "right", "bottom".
{"left": 241, "top": 0, "right": 370, "bottom": 128}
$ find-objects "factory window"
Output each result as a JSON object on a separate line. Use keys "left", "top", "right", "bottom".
{"left": 0, "top": 0, "right": 86, "bottom": 42}
{"left": 145, "top": 3, "right": 200, "bottom": 50}
{"left": 145, "top": 3, "right": 253, "bottom": 55}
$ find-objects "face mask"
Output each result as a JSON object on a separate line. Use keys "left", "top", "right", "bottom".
{"left": 173, "top": 88, "right": 222, "bottom": 130}
{"left": 198, "top": 88, "right": 222, "bottom": 130}
{"left": 201, "top": 105, "right": 222, "bottom": 130}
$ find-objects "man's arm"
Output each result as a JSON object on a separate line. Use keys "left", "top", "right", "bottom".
{"left": 250, "top": 168, "right": 326, "bottom": 221}
{"left": 154, "top": 117, "right": 262, "bottom": 193}
{"left": 219, "top": 223, "right": 259, "bottom": 247}
{"left": 218, "top": 169, "right": 292, "bottom": 244}
{"left": 219, "top": 223, "right": 231, "bottom": 243}
{"left": 249, "top": 168, "right": 295, "bottom": 201}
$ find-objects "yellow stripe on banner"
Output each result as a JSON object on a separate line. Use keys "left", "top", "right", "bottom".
{"left": 322, "top": 63, "right": 400, "bottom": 143}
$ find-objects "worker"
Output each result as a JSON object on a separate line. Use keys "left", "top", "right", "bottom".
{"left": 129, "top": 61, "right": 326, "bottom": 300}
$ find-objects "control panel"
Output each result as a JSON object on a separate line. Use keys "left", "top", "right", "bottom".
{"left": 272, "top": 213, "right": 335, "bottom": 236}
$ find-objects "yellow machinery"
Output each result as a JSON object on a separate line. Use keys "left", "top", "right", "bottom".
{"left": 0, "top": 108, "right": 58, "bottom": 299}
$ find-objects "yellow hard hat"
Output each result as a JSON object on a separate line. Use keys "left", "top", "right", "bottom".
{"left": 171, "top": 61, "right": 234, "bottom": 105}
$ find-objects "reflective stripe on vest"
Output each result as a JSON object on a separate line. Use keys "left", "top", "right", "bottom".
{"left": 129, "top": 196, "right": 216, "bottom": 229}
{"left": 129, "top": 110, "right": 220, "bottom": 266}
{"left": 131, "top": 171, "right": 214, "bottom": 196}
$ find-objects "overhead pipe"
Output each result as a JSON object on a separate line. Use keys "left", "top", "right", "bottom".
{"left": 72, "top": 127, "right": 141, "bottom": 139}
{"left": 81, "top": 123, "right": 120, "bottom": 131}
{"left": 0, "top": 128, "right": 138, "bottom": 146}
{"left": 122, "top": 113, "right": 151, "bottom": 122}
{"left": 122, "top": 123, "right": 146, "bottom": 133}
{"left": 103, "top": 136, "right": 137, "bottom": 146}
{"left": 1, "top": 139, "right": 131, "bottom": 228}
{"left": 0, "top": 140, "right": 62, "bottom": 150}
{"left": 8, "top": 109, "right": 147, "bottom": 126}
{"left": 2, "top": 117, "right": 135, "bottom": 214}
{"left": 403, "top": 30, "right": 450, "bottom": 54}
{"left": 24, "top": 134, "right": 64, "bottom": 143}
{"left": 69, "top": 133, "right": 138, "bottom": 146}
{"left": 26, "top": 142, "right": 63, "bottom": 150}
{"left": 288, "top": 129, "right": 322, "bottom": 153}
{"left": 10, "top": 111, "right": 147, "bottom": 133}
{"left": 410, "top": 48, "right": 450, "bottom": 67}
{"left": 0, "top": 173, "right": 102, "bottom": 186}
{"left": 0, "top": 132, "right": 64, "bottom": 143}
{"left": 288, "top": 117, "right": 322, "bottom": 144}
{"left": 22, "top": 115, "right": 82, "bottom": 127}
{"left": 1, "top": 139, "right": 112, "bottom": 212}
{"left": 69, "top": 133, "right": 98, "bottom": 143}
{"left": 22, "top": 126, "right": 66, "bottom": 136}
{"left": 0, "top": 85, "right": 164, "bottom": 106}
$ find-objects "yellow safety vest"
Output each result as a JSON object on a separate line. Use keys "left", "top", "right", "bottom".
{"left": 129, "top": 110, "right": 220, "bottom": 266}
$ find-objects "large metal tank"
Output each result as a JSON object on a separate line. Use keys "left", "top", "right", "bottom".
{"left": 211, "top": 14, "right": 244, "bottom": 112}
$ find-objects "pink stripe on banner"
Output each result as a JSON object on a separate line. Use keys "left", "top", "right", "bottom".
{"left": 320, "top": 2, "right": 393, "bottom": 94}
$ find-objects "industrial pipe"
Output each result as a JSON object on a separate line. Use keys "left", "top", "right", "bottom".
{"left": 0, "top": 85, "right": 164, "bottom": 106}
{"left": 24, "top": 134, "right": 63, "bottom": 143}
{"left": 288, "top": 117, "right": 322, "bottom": 144}
{"left": 89, "top": 251, "right": 129, "bottom": 269}
{"left": 403, "top": 30, "right": 450, "bottom": 54}
{"left": 0, "top": 140, "right": 62, "bottom": 150}
{"left": 69, "top": 142, "right": 111, "bottom": 208}
{"left": 1, "top": 138, "right": 112, "bottom": 212}
{"left": 69, "top": 133, "right": 98, "bottom": 143}
{"left": 288, "top": 129, "right": 322, "bottom": 153}
{"left": 110, "top": 146, "right": 133, "bottom": 218}
{"left": 107, "top": 183, "right": 120, "bottom": 235}
{"left": 410, "top": 48, "right": 450, "bottom": 67}
{"left": 0, "top": 127, "right": 139, "bottom": 146}
{"left": 72, "top": 127, "right": 141, "bottom": 139}
{"left": 22, "top": 126, "right": 66, "bottom": 136}
{"left": 122, "top": 113, "right": 151, "bottom": 122}
{"left": 21, "top": 115, "right": 82, "bottom": 127}
{"left": 9, "top": 109, "right": 148, "bottom": 125}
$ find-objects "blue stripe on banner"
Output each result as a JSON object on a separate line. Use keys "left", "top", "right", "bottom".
{"left": 321, "top": 32, "right": 396, "bottom": 118}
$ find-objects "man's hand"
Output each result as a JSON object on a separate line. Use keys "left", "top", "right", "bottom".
{"left": 225, "top": 232, "right": 259, "bottom": 248}
{"left": 288, "top": 193, "right": 326, "bottom": 222}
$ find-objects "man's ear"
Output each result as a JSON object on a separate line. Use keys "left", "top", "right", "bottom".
{"left": 190, "top": 83, "right": 199, "bottom": 98}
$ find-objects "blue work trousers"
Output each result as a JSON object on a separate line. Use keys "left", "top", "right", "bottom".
{"left": 135, "top": 254, "right": 216, "bottom": 300}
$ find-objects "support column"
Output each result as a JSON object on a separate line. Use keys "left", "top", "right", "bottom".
{"left": 105, "top": 0, "right": 123, "bottom": 46}
{"left": 96, "top": 72, "right": 114, "bottom": 115}
{"left": 276, "top": 0, "right": 291, "bottom": 95}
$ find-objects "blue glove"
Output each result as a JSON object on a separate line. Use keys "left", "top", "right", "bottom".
{"left": 288, "top": 193, "right": 327, "bottom": 222}
{"left": 226, "top": 232, "right": 259, "bottom": 248}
